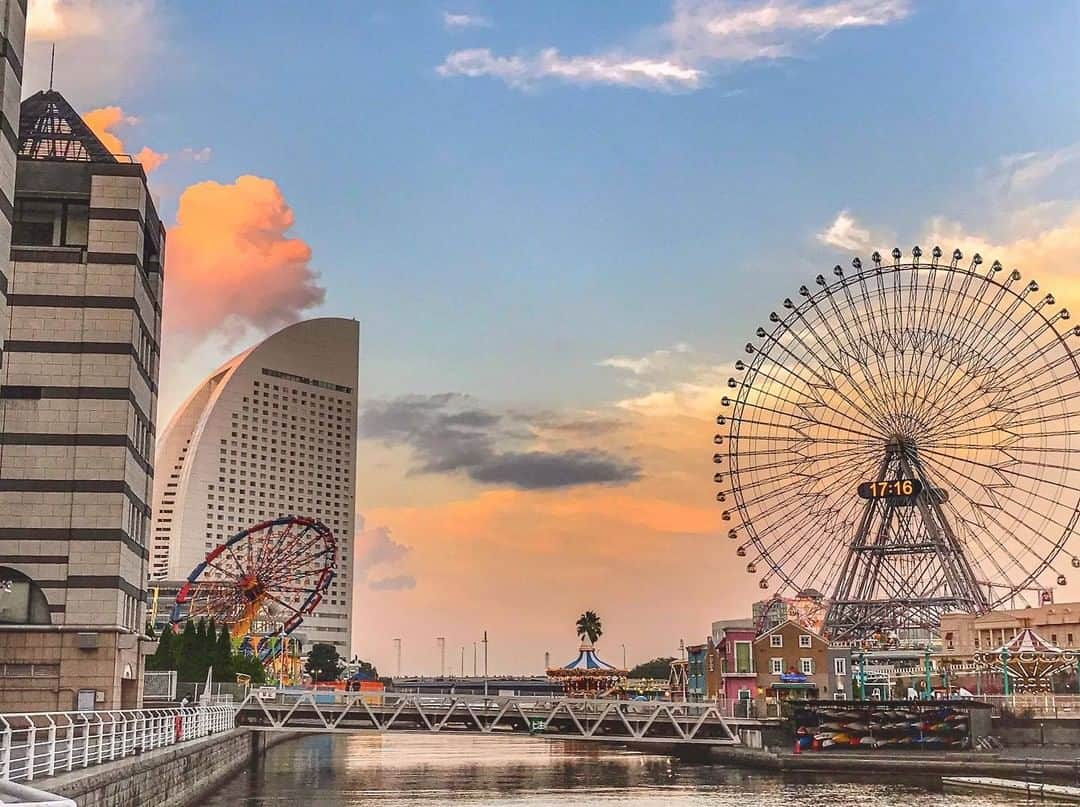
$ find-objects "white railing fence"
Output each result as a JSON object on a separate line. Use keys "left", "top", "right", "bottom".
{"left": 0, "top": 705, "right": 236, "bottom": 784}
{"left": 977, "top": 694, "right": 1080, "bottom": 719}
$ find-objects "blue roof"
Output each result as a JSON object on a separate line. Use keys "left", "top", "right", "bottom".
{"left": 563, "top": 642, "right": 616, "bottom": 671}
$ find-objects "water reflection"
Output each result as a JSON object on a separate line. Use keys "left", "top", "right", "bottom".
{"left": 202, "top": 733, "right": 1014, "bottom": 805}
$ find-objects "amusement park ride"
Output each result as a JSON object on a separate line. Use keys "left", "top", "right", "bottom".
{"left": 717, "top": 247, "right": 1080, "bottom": 645}
{"left": 168, "top": 516, "right": 337, "bottom": 683}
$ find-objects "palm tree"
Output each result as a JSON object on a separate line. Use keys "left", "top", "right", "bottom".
{"left": 576, "top": 611, "right": 603, "bottom": 644}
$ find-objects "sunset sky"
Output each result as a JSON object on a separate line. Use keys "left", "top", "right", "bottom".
{"left": 26, "top": 0, "right": 1080, "bottom": 675}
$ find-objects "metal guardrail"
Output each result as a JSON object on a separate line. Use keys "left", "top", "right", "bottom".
{"left": 0, "top": 706, "right": 236, "bottom": 784}
{"left": 978, "top": 694, "right": 1080, "bottom": 718}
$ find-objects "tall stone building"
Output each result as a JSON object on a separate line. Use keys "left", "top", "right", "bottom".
{"left": 0, "top": 89, "right": 163, "bottom": 711}
{"left": 151, "top": 318, "right": 358, "bottom": 658}
{"left": 0, "top": 0, "right": 26, "bottom": 358}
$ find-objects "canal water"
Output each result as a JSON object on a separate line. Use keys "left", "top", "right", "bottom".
{"left": 201, "top": 733, "right": 1014, "bottom": 805}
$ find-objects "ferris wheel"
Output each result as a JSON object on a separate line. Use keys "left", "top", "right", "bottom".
{"left": 715, "top": 247, "right": 1080, "bottom": 640}
{"left": 170, "top": 516, "right": 337, "bottom": 656}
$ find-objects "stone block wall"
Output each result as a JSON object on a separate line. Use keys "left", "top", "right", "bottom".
{"left": 48, "top": 729, "right": 280, "bottom": 807}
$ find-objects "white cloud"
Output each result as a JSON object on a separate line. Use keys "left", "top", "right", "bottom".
{"left": 997, "top": 142, "right": 1080, "bottom": 194}
{"left": 443, "top": 11, "right": 491, "bottom": 30}
{"left": 438, "top": 0, "right": 910, "bottom": 92}
{"left": 25, "top": 0, "right": 165, "bottom": 105}
{"left": 668, "top": 0, "right": 909, "bottom": 62}
{"left": 438, "top": 48, "right": 705, "bottom": 91}
{"left": 179, "top": 146, "right": 213, "bottom": 163}
{"left": 598, "top": 343, "right": 692, "bottom": 375}
{"left": 816, "top": 209, "right": 876, "bottom": 251}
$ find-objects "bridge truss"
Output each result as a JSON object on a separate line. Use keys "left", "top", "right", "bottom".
{"left": 236, "top": 692, "right": 743, "bottom": 746}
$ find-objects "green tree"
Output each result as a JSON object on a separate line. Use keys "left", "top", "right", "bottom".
{"left": 233, "top": 652, "right": 267, "bottom": 685}
{"left": 177, "top": 620, "right": 199, "bottom": 681}
{"left": 212, "top": 625, "right": 235, "bottom": 682}
{"left": 147, "top": 626, "right": 175, "bottom": 671}
{"left": 628, "top": 657, "right": 676, "bottom": 679}
{"left": 305, "top": 643, "right": 344, "bottom": 682}
{"left": 576, "top": 610, "right": 603, "bottom": 644}
{"left": 350, "top": 659, "right": 379, "bottom": 681}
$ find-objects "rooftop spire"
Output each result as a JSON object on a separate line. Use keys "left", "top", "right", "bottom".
{"left": 18, "top": 89, "right": 117, "bottom": 163}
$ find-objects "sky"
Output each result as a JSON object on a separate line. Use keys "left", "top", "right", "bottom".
{"left": 23, "top": 0, "right": 1080, "bottom": 676}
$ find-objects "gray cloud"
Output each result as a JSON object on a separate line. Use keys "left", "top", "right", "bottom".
{"left": 359, "top": 394, "right": 641, "bottom": 490}
{"left": 354, "top": 519, "right": 416, "bottom": 592}
{"left": 368, "top": 575, "right": 417, "bottom": 591}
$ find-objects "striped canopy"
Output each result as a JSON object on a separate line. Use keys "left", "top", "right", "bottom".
{"left": 562, "top": 641, "right": 616, "bottom": 671}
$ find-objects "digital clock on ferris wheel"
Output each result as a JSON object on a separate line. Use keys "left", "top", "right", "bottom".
{"left": 856, "top": 479, "right": 923, "bottom": 500}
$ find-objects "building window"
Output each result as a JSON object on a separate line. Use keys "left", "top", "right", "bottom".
{"left": 798, "top": 634, "right": 812, "bottom": 648}
{"left": 12, "top": 199, "right": 89, "bottom": 247}
{"left": 770, "top": 634, "right": 783, "bottom": 648}
{"left": 799, "top": 658, "right": 814, "bottom": 675}
{"left": 833, "top": 657, "right": 847, "bottom": 676}
{"left": 0, "top": 567, "right": 52, "bottom": 625}
{"left": 734, "top": 641, "right": 752, "bottom": 674}
{"left": 769, "top": 658, "right": 783, "bottom": 675}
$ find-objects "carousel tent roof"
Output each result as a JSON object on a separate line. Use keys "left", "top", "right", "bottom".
{"left": 562, "top": 641, "right": 616, "bottom": 671}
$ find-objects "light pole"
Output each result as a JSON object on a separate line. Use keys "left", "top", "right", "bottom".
{"left": 473, "top": 642, "right": 477, "bottom": 677}
{"left": 461, "top": 646, "right": 465, "bottom": 678}
{"left": 393, "top": 638, "right": 402, "bottom": 678}
{"left": 437, "top": 637, "right": 446, "bottom": 678}
{"left": 621, "top": 643, "right": 627, "bottom": 670}
{"left": 483, "top": 630, "right": 489, "bottom": 697}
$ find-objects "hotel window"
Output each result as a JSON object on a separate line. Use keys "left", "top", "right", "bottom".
{"left": 769, "top": 658, "right": 783, "bottom": 675}
{"left": 799, "top": 658, "right": 814, "bottom": 675}
{"left": 833, "top": 657, "right": 847, "bottom": 676}
{"left": 798, "top": 634, "right": 812, "bottom": 648}
{"left": 770, "top": 634, "right": 783, "bottom": 648}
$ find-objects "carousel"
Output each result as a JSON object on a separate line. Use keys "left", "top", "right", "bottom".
{"left": 547, "top": 640, "right": 627, "bottom": 697}
{"left": 973, "top": 627, "right": 1079, "bottom": 693}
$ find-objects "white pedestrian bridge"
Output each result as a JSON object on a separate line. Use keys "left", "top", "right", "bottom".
{"left": 236, "top": 691, "right": 751, "bottom": 746}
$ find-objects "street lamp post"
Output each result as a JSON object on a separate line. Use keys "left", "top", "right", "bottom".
{"left": 621, "top": 643, "right": 627, "bottom": 670}
{"left": 483, "top": 631, "right": 489, "bottom": 697}
{"left": 857, "top": 651, "right": 866, "bottom": 700}
{"left": 923, "top": 647, "right": 932, "bottom": 700}
{"left": 393, "top": 638, "right": 402, "bottom": 678}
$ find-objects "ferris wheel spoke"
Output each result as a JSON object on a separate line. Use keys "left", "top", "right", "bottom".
{"left": 916, "top": 450, "right": 1073, "bottom": 559}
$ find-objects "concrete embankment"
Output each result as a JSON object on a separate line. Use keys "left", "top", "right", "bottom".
{"left": 942, "top": 776, "right": 1080, "bottom": 803}
{"left": 710, "top": 746, "right": 1080, "bottom": 781}
{"left": 41, "top": 729, "right": 291, "bottom": 807}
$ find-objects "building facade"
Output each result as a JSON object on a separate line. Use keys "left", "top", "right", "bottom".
{"left": 0, "top": 89, "right": 162, "bottom": 711}
{"left": 709, "top": 619, "right": 756, "bottom": 701}
{"left": 941, "top": 602, "right": 1080, "bottom": 656}
{"left": 685, "top": 643, "right": 706, "bottom": 701}
{"left": 752, "top": 620, "right": 830, "bottom": 700}
{"left": 0, "top": 0, "right": 24, "bottom": 353}
{"left": 150, "top": 318, "right": 358, "bottom": 657}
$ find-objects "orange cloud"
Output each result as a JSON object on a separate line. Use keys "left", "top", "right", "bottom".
{"left": 84, "top": 105, "right": 168, "bottom": 172}
{"left": 83, "top": 106, "right": 132, "bottom": 154}
{"left": 134, "top": 146, "right": 168, "bottom": 172}
{"left": 163, "top": 175, "right": 325, "bottom": 340}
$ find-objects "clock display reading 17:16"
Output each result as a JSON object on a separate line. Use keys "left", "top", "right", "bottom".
{"left": 857, "top": 479, "right": 923, "bottom": 500}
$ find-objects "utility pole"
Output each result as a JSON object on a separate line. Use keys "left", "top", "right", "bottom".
{"left": 437, "top": 637, "right": 446, "bottom": 678}
{"left": 393, "top": 638, "right": 402, "bottom": 678}
{"left": 483, "top": 630, "right": 489, "bottom": 697}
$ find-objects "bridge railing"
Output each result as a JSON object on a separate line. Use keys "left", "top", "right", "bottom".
{"left": 0, "top": 705, "right": 236, "bottom": 784}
